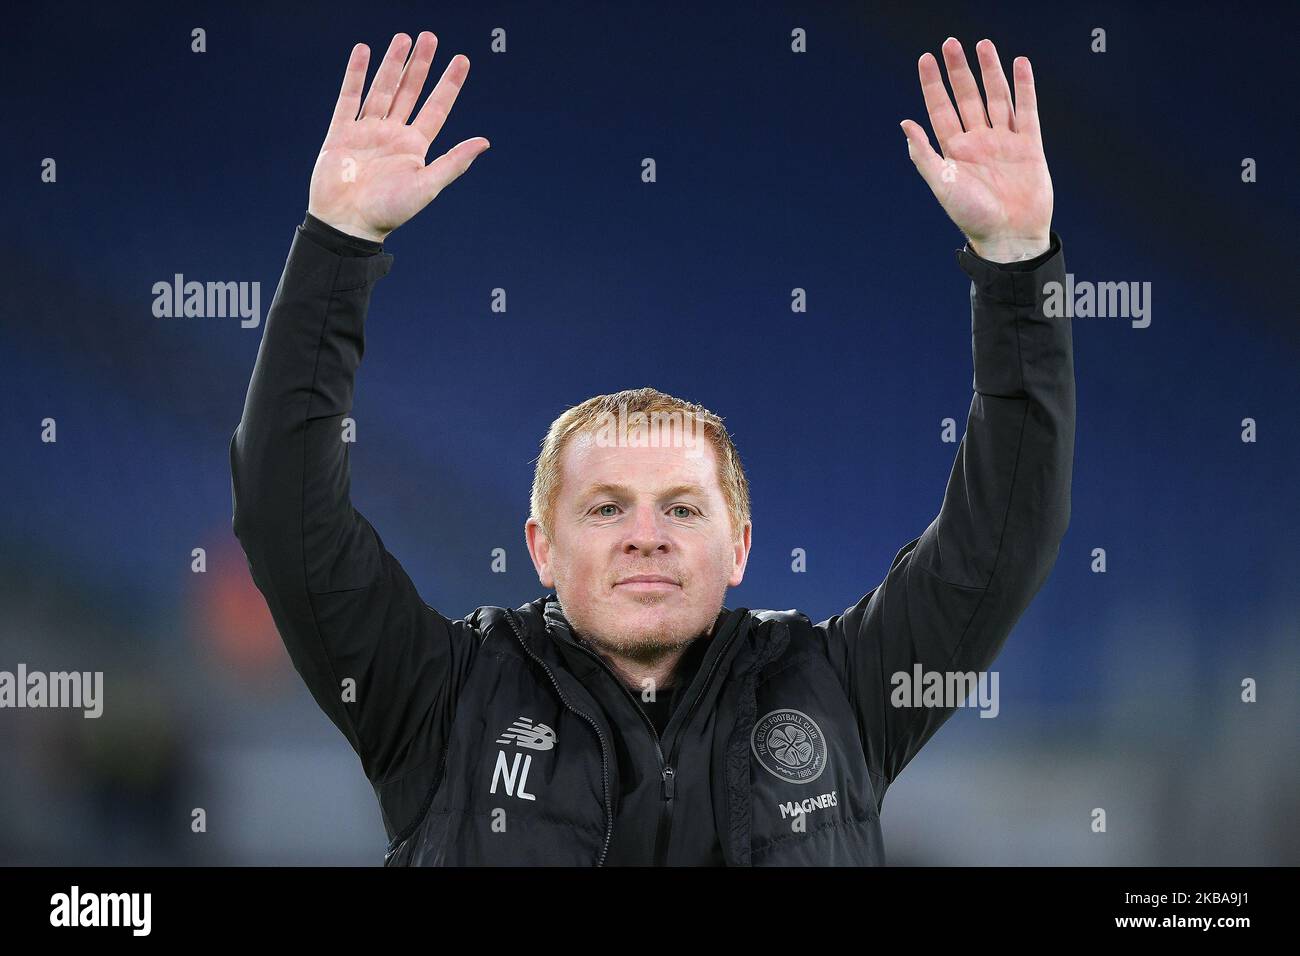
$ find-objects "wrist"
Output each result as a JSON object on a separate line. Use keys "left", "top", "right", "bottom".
{"left": 306, "top": 209, "right": 388, "bottom": 244}
{"left": 968, "top": 234, "right": 1051, "bottom": 263}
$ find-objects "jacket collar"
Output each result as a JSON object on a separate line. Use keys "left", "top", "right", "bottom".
{"left": 540, "top": 591, "right": 738, "bottom": 641}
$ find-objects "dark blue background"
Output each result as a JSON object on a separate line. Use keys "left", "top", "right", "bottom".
{"left": 2, "top": 0, "right": 1296, "bottom": 864}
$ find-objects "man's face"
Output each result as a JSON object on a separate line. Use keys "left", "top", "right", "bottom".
{"left": 525, "top": 430, "right": 751, "bottom": 661}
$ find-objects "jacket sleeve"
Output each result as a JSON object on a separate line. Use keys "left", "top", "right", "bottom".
{"left": 229, "top": 222, "right": 481, "bottom": 839}
{"left": 814, "top": 231, "right": 1074, "bottom": 809}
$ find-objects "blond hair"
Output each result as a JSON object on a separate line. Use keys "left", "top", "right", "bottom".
{"left": 530, "top": 387, "right": 751, "bottom": 542}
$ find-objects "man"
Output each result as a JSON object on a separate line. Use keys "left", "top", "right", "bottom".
{"left": 230, "top": 31, "right": 1073, "bottom": 865}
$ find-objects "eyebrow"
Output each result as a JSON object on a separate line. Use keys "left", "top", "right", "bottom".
{"left": 579, "top": 481, "right": 710, "bottom": 501}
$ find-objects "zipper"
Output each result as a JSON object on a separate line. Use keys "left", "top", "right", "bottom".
{"left": 563, "top": 614, "right": 744, "bottom": 867}
{"left": 655, "top": 620, "right": 744, "bottom": 864}
{"left": 504, "top": 609, "right": 614, "bottom": 867}
{"left": 561, "top": 638, "right": 673, "bottom": 862}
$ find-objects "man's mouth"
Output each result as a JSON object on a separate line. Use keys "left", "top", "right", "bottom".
{"left": 613, "top": 574, "right": 680, "bottom": 593}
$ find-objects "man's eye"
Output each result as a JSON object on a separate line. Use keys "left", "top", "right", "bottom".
{"left": 595, "top": 504, "right": 620, "bottom": 517}
{"left": 670, "top": 506, "right": 696, "bottom": 519}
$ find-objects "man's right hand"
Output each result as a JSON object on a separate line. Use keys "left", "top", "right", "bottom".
{"left": 307, "top": 31, "right": 490, "bottom": 243}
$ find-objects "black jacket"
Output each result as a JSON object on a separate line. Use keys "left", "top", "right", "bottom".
{"left": 230, "top": 215, "right": 1074, "bottom": 866}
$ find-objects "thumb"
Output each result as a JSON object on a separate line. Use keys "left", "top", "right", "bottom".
{"left": 899, "top": 120, "right": 949, "bottom": 193}
{"left": 418, "top": 137, "right": 491, "bottom": 206}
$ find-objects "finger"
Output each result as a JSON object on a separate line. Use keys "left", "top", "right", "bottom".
{"left": 918, "top": 52, "right": 963, "bottom": 153}
{"left": 975, "top": 39, "right": 1015, "bottom": 131}
{"left": 412, "top": 54, "right": 471, "bottom": 144}
{"left": 388, "top": 31, "right": 439, "bottom": 125}
{"left": 418, "top": 137, "right": 491, "bottom": 205}
{"left": 941, "top": 37, "right": 989, "bottom": 131}
{"left": 328, "top": 43, "right": 370, "bottom": 133}
{"left": 1012, "top": 56, "right": 1041, "bottom": 144}
{"left": 358, "top": 33, "right": 413, "bottom": 120}
{"left": 900, "top": 119, "right": 950, "bottom": 193}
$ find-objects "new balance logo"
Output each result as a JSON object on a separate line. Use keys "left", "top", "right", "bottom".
{"left": 495, "top": 717, "right": 556, "bottom": 751}
{"left": 489, "top": 717, "right": 556, "bottom": 802}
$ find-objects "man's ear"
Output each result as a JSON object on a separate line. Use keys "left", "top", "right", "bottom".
{"left": 525, "top": 518, "right": 555, "bottom": 588}
{"left": 728, "top": 520, "right": 752, "bottom": 588}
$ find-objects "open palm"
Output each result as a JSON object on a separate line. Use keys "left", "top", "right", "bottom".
{"left": 308, "top": 32, "right": 490, "bottom": 243}
{"left": 901, "top": 38, "right": 1052, "bottom": 261}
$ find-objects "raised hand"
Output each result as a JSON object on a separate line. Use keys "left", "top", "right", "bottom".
{"left": 901, "top": 38, "right": 1052, "bottom": 262}
{"left": 308, "top": 32, "right": 490, "bottom": 242}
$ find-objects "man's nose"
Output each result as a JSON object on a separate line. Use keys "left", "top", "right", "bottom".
{"left": 623, "top": 506, "right": 670, "bottom": 553}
